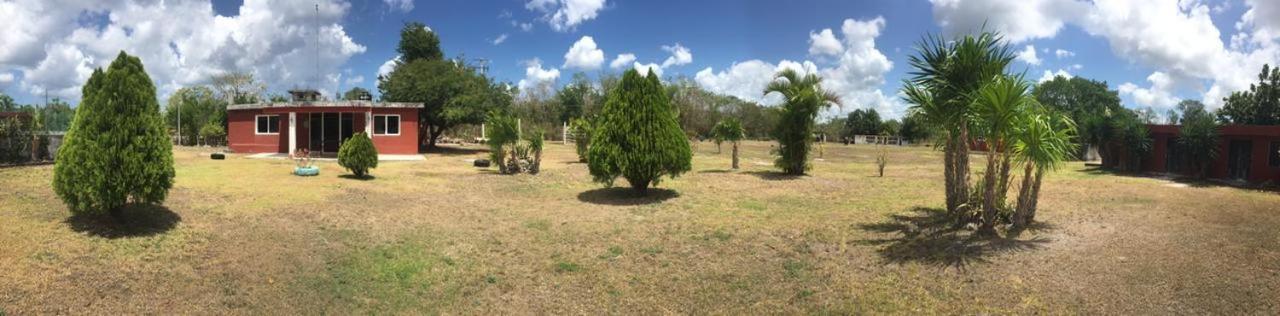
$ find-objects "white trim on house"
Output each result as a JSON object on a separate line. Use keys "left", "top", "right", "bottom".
{"left": 372, "top": 114, "right": 401, "bottom": 136}
{"left": 255, "top": 115, "right": 280, "bottom": 135}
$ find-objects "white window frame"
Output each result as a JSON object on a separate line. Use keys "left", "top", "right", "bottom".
{"left": 372, "top": 114, "right": 401, "bottom": 136}
{"left": 255, "top": 115, "right": 280, "bottom": 135}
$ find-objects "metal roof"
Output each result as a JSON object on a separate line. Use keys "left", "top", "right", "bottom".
{"left": 227, "top": 101, "right": 424, "bottom": 111}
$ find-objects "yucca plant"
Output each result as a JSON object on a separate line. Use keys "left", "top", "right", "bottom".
{"left": 969, "top": 74, "right": 1035, "bottom": 235}
{"left": 1011, "top": 110, "right": 1077, "bottom": 229}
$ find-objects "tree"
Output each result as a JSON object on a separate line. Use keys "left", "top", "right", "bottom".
{"left": 199, "top": 122, "right": 226, "bottom": 146}
{"left": 898, "top": 112, "right": 931, "bottom": 143}
{"left": 766, "top": 69, "right": 840, "bottom": 175}
{"left": 904, "top": 31, "right": 1015, "bottom": 220}
{"left": 1011, "top": 110, "right": 1076, "bottom": 229}
{"left": 588, "top": 69, "right": 692, "bottom": 194}
{"left": 1034, "top": 76, "right": 1123, "bottom": 159}
{"left": 210, "top": 72, "right": 264, "bottom": 104}
{"left": 342, "top": 87, "right": 372, "bottom": 101}
{"left": 556, "top": 73, "right": 596, "bottom": 122}
{"left": 711, "top": 118, "right": 746, "bottom": 169}
{"left": 338, "top": 133, "right": 378, "bottom": 178}
{"left": 569, "top": 117, "right": 593, "bottom": 163}
{"left": 53, "top": 52, "right": 174, "bottom": 217}
{"left": 843, "top": 108, "right": 882, "bottom": 139}
{"left": 486, "top": 113, "right": 520, "bottom": 174}
{"left": 881, "top": 119, "right": 902, "bottom": 136}
{"left": 0, "top": 93, "right": 16, "bottom": 111}
{"left": 970, "top": 75, "right": 1035, "bottom": 235}
{"left": 397, "top": 22, "right": 444, "bottom": 63}
{"left": 165, "top": 86, "right": 226, "bottom": 146}
{"left": 1178, "top": 100, "right": 1219, "bottom": 179}
{"left": 39, "top": 98, "right": 74, "bottom": 132}
{"left": 1219, "top": 64, "right": 1280, "bottom": 125}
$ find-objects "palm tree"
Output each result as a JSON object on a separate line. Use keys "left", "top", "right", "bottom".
{"left": 764, "top": 69, "right": 840, "bottom": 175}
{"left": 905, "top": 31, "right": 1016, "bottom": 222}
{"left": 969, "top": 75, "right": 1036, "bottom": 235}
{"left": 1011, "top": 110, "right": 1077, "bottom": 230}
{"left": 711, "top": 118, "right": 746, "bottom": 169}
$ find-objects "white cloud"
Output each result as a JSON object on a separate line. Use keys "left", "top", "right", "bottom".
{"left": 809, "top": 28, "right": 843, "bottom": 56}
{"left": 609, "top": 53, "right": 636, "bottom": 69}
{"left": 0, "top": 72, "right": 13, "bottom": 85}
{"left": 344, "top": 75, "right": 364, "bottom": 86}
{"left": 1055, "top": 49, "right": 1075, "bottom": 58}
{"left": 0, "top": 0, "right": 367, "bottom": 102}
{"left": 517, "top": 58, "right": 560, "bottom": 93}
{"left": 633, "top": 62, "right": 663, "bottom": 77}
{"left": 1017, "top": 45, "right": 1042, "bottom": 65}
{"left": 492, "top": 34, "right": 509, "bottom": 45}
{"left": 525, "top": 0, "right": 607, "bottom": 32}
{"left": 378, "top": 56, "right": 400, "bottom": 79}
{"left": 563, "top": 36, "right": 605, "bottom": 70}
{"left": 698, "top": 17, "right": 899, "bottom": 118}
{"left": 660, "top": 43, "right": 692, "bottom": 68}
{"left": 928, "top": 0, "right": 1091, "bottom": 43}
{"left": 518, "top": 22, "right": 534, "bottom": 32}
{"left": 383, "top": 0, "right": 413, "bottom": 12}
{"left": 1071, "top": 63, "right": 1083, "bottom": 70}
{"left": 1038, "top": 69, "right": 1072, "bottom": 83}
{"left": 1118, "top": 71, "right": 1182, "bottom": 109}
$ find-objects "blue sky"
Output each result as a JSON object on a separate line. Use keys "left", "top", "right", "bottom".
{"left": 2, "top": 0, "right": 1278, "bottom": 120}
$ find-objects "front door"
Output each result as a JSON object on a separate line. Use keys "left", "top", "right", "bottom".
{"left": 1227, "top": 140, "right": 1252, "bottom": 181}
{"left": 308, "top": 112, "right": 356, "bottom": 154}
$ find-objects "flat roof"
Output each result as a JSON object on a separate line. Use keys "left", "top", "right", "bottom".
{"left": 228, "top": 101, "right": 424, "bottom": 111}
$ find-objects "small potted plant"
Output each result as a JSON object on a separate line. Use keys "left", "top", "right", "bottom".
{"left": 292, "top": 148, "right": 319, "bottom": 176}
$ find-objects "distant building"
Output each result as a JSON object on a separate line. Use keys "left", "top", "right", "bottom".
{"left": 225, "top": 89, "right": 424, "bottom": 155}
{"left": 1139, "top": 124, "right": 1280, "bottom": 183}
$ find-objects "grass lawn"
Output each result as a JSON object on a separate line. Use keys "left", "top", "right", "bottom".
{"left": 2, "top": 141, "right": 1278, "bottom": 314}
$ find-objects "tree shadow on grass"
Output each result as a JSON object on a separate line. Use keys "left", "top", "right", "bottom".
{"left": 697, "top": 169, "right": 734, "bottom": 174}
{"left": 338, "top": 174, "right": 377, "bottom": 181}
{"left": 65, "top": 204, "right": 181, "bottom": 239}
{"left": 577, "top": 187, "right": 679, "bottom": 206}
{"left": 745, "top": 171, "right": 804, "bottom": 181}
{"left": 427, "top": 145, "right": 489, "bottom": 157}
{"left": 856, "top": 207, "right": 1050, "bottom": 270}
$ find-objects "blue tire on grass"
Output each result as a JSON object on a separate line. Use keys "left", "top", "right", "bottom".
{"left": 294, "top": 166, "right": 320, "bottom": 176}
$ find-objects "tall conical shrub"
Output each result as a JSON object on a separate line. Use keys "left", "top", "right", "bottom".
{"left": 338, "top": 133, "right": 378, "bottom": 178}
{"left": 587, "top": 69, "right": 691, "bottom": 194}
{"left": 53, "top": 52, "right": 174, "bottom": 216}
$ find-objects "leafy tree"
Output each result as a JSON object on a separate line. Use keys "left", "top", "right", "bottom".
{"left": 1034, "top": 76, "right": 1123, "bottom": 159}
{"left": 1011, "top": 110, "right": 1076, "bottom": 229}
{"left": 1218, "top": 64, "right": 1280, "bottom": 125}
{"left": 53, "top": 52, "right": 174, "bottom": 217}
{"left": 881, "top": 119, "right": 901, "bottom": 136}
{"left": 1178, "top": 100, "right": 1219, "bottom": 179}
{"left": 0, "top": 115, "right": 34, "bottom": 163}
{"left": 210, "top": 72, "right": 264, "bottom": 104}
{"left": 165, "top": 86, "right": 226, "bottom": 146}
{"left": 0, "top": 93, "right": 16, "bottom": 111}
{"left": 1109, "top": 110, "right": 1152, "bottom": 171}
{"left": 711, "top": 118, "right": 746, "bottom": 169}
{"left": 970, "top": 75, "right": 1035, "bottom": 235}
{"left": 397, "top": 22, "right": 444, "bottom": 63}
{"left": 588, "top": 69, "right": 692, "bottom": 194}
{"left": 199, "top": 122, "right": 226, "bottom": 146}
{"left": 338, "top": 133, "right": 378, "bottom": 178}
{"left": 38, "top": 98, "right": 74, "bottom": 132}
{"left": 342, "top": 87, "right": 372, "bottom": 101}
{"left": 267, "top": 93, "right": 290, "bottom": 103}
{"left": 766, "top": 69, "right": 839, "bottom": 175}
{"left": 556, "top": 73, "right": 596, "bottom": 122}
{"left": 843, "top": 108, "right": 882, "bottom": 139}
{"left": 898, "top": 112, "right": 932, "bottom": 143}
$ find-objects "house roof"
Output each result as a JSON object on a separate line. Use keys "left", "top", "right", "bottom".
{"left": 1147, "top": 124, "right": 1280, "bottom": 137}
{"left": 227, "top": 101, "right": 424, "bottom": 111}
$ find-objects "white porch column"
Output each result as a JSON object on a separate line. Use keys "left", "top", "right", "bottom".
{"left": 365, "top": 111, "right": 373, "bottom": 137}
{"left": 288, "top": 112, "right": 297, "bottom": 154}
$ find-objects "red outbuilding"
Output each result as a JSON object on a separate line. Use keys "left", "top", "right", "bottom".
{"left": 226, "top": 90, "right": 424, "bottom": 155}
{"left": 1140, "top": 124, "right": 1280, "bottom": 183}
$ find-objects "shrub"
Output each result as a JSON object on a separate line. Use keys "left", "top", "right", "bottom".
{"left": 199, "top": 122, "right": 226, "bottom": 146}
{"left": 1179, "top": 106, "right": 1219, "bottom": 179}
{"left": 53, "top": 52, "right": 175, "bottom": 217}
{"left": 569, "top": 117, "right": 593, "bottom": 163}
{"left": 765, "top": 69, "right": 839, "bottom": 175}
{"left": 587, "top": 69, "right": 692, "bottom": 193}
{"left": 0, "top": 116, "right": 34, "bottom": 164}
{"left": 338, "top": 133, "right": 378, "bottom": 177}
{"left": 485, "top": 113, "right": 520, "bottom": 174}
{"left": 527, "top": 129, "right": 544, "bottom": 174}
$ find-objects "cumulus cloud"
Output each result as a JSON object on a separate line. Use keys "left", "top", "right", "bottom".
{"left": 563, "top": 36, "right": 605, "bottom": 70}
{"left": 0, "top": 72, "right": 13, "bottom": 85}
{"left": 492, "top": 34, "right": 509, "bottom": 45}
{"left": 525, "top": 0, "right": 607, "bottom": 32}
{"left": 378, "top": 56, "right": 400, "bottom": 79}
{"left": 0, "top": 0, "right": 367, "bottom": 102}
{"left": 1017, "top": 45, "right": 1042, "bottom": 65}
{"left": 1118, "top": 72, "right": 1182, "bottom": 109}
{"left": 698, "top": 17, "right": 899, "bottom": 118}
{"left": 1055, "top": 49, "right": 1075, "bottom": 58}
{"left": 808, "top": 29, "right": 843, "bottom": 56}
{"left": 609, "top": 53, "right": 636, "bottom": 69}
{"left": 660, "top": 43, "right": 693, "bottom": 68}
{"left": 1038, "top": 69, "right": 1072, "bottom": 83}
{"left": 383, "top": 0, "right": 413, "bottom": 12}
{"left": 517, "top": 58, "right": 560, "bottom": 93}
{"left": 633, "top": 62, "right": 663, "bottom": 77}
{"left": 928, "top": 0, "right": 1091, "bottom": 43}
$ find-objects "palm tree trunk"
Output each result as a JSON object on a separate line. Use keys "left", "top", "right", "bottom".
{"left": 955, "top": 126, "right": 972, "bottom": 223}
{"left": 1028, "top": 167, "right": 1046, "bottom": 222}
{"left": 943, "top": 136, "right": 958, "bottom": 215}
{"left": 978, "top": 149, "right": 999, "bottom": 236}
{"left": 731, "top": 141, "right": 740, "bottom": 169}
{"left": 1012, "top": 161, "right": 1035, "bottom": 229}
{"left": 996, "top": 143, "right": 1013, "bottom": 201}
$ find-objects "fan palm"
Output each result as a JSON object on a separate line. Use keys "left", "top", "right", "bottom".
{"left": 765, "top": 69, "right": 840, "bottom": 175}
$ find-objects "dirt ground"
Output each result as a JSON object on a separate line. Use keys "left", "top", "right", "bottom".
{"left": 1, "top": 141, "right": 1278, "bottom": 314}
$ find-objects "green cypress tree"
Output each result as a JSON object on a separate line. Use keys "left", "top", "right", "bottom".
{"left": 338, "top": 133, "right": 379, "bottom": 178}
{"left": 53, "top": 52, "right": 174, "bottom": 217}
{"left": 587, "top": 69, "right": 691, "bottom": 194}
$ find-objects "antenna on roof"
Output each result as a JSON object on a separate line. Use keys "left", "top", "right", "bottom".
{"left": 314, "top": 3, "right": 320, "bottom": 92}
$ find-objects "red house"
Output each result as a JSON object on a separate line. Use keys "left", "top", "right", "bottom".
{"left": 1141, "top": 124, "right": 1280, "bottom": 183}
{"left": 227, "top": 90, "right": 423, "bottom": 155}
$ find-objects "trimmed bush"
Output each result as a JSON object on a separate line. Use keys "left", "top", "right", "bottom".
{"left": 53, "top": 52, "right": 175, "bottom": 217}
{"left": 338, "top": 133, "right": 378, "bottom": 177}
{"left": 587, "top": 69, "right": 691, "bottom": 194}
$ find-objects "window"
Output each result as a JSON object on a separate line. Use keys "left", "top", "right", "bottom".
{"left": 373, "top": 114, "right": 400, "bottom": 136}
{"left": 1270, "top": 141, "right": 1280, "bottom": 167}
{"left": 255, "top": 115, "right": 280, "bottom": 134}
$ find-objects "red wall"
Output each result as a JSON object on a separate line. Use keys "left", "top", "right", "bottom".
{"left": 1143, "top": 124, "right": 1280, "bottom": 183}
{"left": 228, "top": 107, "right": 420, "bottom": 155}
